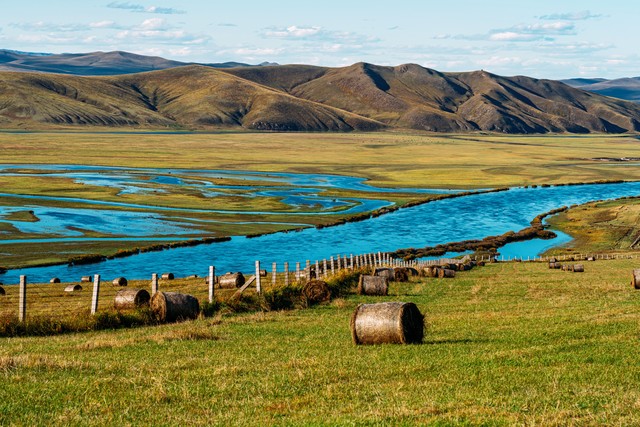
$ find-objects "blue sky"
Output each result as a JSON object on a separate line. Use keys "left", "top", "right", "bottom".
{"left": 0, "top": 1, "right": 636, "bottom": 79}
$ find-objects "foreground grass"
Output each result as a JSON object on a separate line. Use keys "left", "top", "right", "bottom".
{"left": 1, "top": 260, "right": 639, "bottom": 425}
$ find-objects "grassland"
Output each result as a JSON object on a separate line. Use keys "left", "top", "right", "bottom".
{"left": 547, "top": 196, "right": 640, "bottom": 255}
{"left": 2, "top": 131, "right": 640, "bottom": 188}
{"left": 1, "top": 259, "right": 639, "bottom": 425}
{"left": 2, "top": 131, "right": 640, "bottom": 268}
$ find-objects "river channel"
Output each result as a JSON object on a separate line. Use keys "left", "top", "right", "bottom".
{"left": 2, "top": 177, "right": 640, "bottom": 283}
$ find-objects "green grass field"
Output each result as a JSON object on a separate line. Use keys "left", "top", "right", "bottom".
{"left": 3, "top": 131, "right": 640, "bottom": 425}
{"left": 1, "top": 259, "right": 639, "bottom": 425}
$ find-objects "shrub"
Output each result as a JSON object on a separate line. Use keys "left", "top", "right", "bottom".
{"left": 200, "top": 300, "right": 221, "bottom": 317}
{"left": 326, "top": 269, "right": 361, "bottom": 298}
{"left": 260, "top": 284, "right": 303, "bottom": 311}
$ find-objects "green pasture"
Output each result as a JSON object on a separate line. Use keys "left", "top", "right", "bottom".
{"left": 1, "top": 259, "right": 640, "bottom": 425}
{"left": 2, "top": 131, "right": 640, "bottom": 188}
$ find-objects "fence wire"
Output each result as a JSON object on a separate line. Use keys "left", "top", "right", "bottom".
{"left": 1, "top": 251, "right": 637, "bottom": 323}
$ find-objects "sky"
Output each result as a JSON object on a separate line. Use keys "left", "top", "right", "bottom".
{"left": 0, "top": 1, "right": 637, "bottom": 79}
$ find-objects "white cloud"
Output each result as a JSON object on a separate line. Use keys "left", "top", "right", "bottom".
{"left": 262, "top": 25, "right": 378, "bottom": 45}
{"left": 265, "top": 25, "right": 322, "bottom": 39}
{"left": 489, "top": 32, "right": 542, "bottom": 42}
{"left": 140, "top": 18, "right": 170, "bottom": 31}
{"left": 107, "top": 2, "right": 185, "bottom": 15}
{"left": 226, "top": 47, "right": 284, "bottom": 56}
{"left": 90, "top": 20, "right": 118, "bottom": 29}
{"left": 11, "top": 21, "right": 88, "bottom": 32}
{"left": 539, "top": 11, "right": 603, "bottom": 21}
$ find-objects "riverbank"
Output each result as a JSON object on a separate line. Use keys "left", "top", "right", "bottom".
{"left": 545, "top": 195, "right": 640, "bottom": 255}
{"left": 4, "top": 180, "right": 640, "bottom": 284}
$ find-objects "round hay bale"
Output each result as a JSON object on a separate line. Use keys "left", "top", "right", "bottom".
{"left": 114, "top": 288, "right": 150, "bottom": 310}
{"left": 0, "top": 286, "right": 5, "bottom": 296}
{"left": 631, "top": 269, "right": 640, "bottom": 289}
{"left": 259, "top": 269, "right": 267, "bottom": 277}
{"left": 587, "top": 256, "right": 595, "bottom": 262}
{"left": 438, "top": 268, "right": 456, "bottom": 279}
{"left": 358, "top": 275, "right": 389, "bottom": 296}
{"left": 64, "top": 284, "right": 82, "bottom": 292}
{"left": 80, "top": 276, "right": 91, "bottom": 283}
{"left": 186, "top": 274, "right": 198, "bottom": 279}
{"left": 406, "top": 267, "right": 420, "bottom": 277}
{"left": 477, "top": 261, "right": 486, "bottom": 267}
{"left": 161, "top": 273, "right": 174, "bottom": 280}
{"left": 561, "top": 264, "right": 568, "bottom": 271}
{"left": 112, "top": 277, "right": 128, "bottom": 286}
{"left": 393, "top": 268, "right": 409, "bottom": 282}
{"left": 50, "top": 277, "right": 61, "bottom": 284}
{"left": 350, "top": 302, "right": 424, "bottom": 345}
{"left": 374, "top": 268, "right": 395, "bottom": 280}
{"left": 150, "top": 291, "right": 199, "bottom": 323}
{"left": 218, "top": 272, "right": 245, "bottom": 289}
{"left": 549, "top": 257, "right": 557, "bottom": 263}
{"left": 424, "top": 266, "right": 440, "bottom": 277}
{"left": 572, "top": 264, "right": 584, "bottom": 273}
{"left": 302, "top": 280, "right": 331, "bottom": 305}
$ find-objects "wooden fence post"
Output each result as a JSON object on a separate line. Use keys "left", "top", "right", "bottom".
{"left": 330, "top": 256, "right": 335, "bottom": 275}
{"left": 272, "top": 262, "right": 277, "bottom": 285}
{"left": 91, "top": 274, "right": 101, "bottom": 315}
{"left": 323, "top": 259, "right": 328, "bottom": 278}
{"left": 255, "top": 261, "right": 262, "bottom": 294}
{"left": 350, "top": 254, "right": 354, "bottom": 269}
{"left": 338, "top": 255, "right": 343, "bottom": 270}
{"left": 208, "top": 266, "right": 215, "bottom": 303}
{"left": 284, "top": 262, "right": 289, "bottom": 287}
{"left": 296, "top": 262, "right": 301, "bottom": 282}
{"left": 151, "top": 273, "right": 159, "bottom": 296}
{"left": 315, "top": 260, "right": 320, "bottom": 279}
{"left": 18, "top": 275, "right": 26, "bottom": 322}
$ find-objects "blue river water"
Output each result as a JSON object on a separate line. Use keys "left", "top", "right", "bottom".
{"left": 2, "top": 181, "right": 640, "bottom": 284}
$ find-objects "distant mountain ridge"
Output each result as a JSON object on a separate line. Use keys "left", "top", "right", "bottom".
{"left": 0, "top": 49, "right": 275, "bottom": 76}
{"left": 562, "top": 77, "right": 640, "bottom": 103}
{"left": 0, "top": 49, "right": 639, "bottom": 133}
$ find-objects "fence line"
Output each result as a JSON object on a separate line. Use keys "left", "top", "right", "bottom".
{"left": 3, "top": 249, "right": 640, "bottom": 323}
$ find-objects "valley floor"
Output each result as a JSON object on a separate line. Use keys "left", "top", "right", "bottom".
{"left": 2, "top": 131, "right": 640, "bottom": 268}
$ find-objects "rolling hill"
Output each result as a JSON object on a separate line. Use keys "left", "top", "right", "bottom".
{"left": 1, "top": 58, "right": 640, "bottom": 133}
{"left": 227, "top": 63, "right": 640, "bottom": 133}
{"left": 0, "top": 66, "right": 383, "bottom": 130}
{"left": 0, "top": 49, "right": 273, "bottom": 76}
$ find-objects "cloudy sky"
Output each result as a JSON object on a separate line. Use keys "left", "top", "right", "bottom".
{"left": 0, "top": 1, "right": 636, "bottom": 79}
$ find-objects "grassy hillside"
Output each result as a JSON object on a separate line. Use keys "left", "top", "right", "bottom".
{"left": 2, "top": 62, "right": 640, "bottom": 132}
{"left": 226, "top": 63, "right": 640, "bottom": 133}
{"left": 1, "top": 259, "right": 639, "bottom": 425}
{"left": 0, "top": 66, "right": 384, "bottom": 131}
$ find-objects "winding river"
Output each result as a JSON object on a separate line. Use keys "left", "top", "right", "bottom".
{"left": 2, "top": 180, "right": 640, "bottom": 284}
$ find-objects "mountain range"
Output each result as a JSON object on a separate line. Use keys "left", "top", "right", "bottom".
{"left": 1, "top": 49, "right": 639, "bottom": 133}
{"left": 561, "top": 77, "right": 640, "bottom": 103}
{"left": 0, "top": 49, "right": 275, "bottom": 75}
